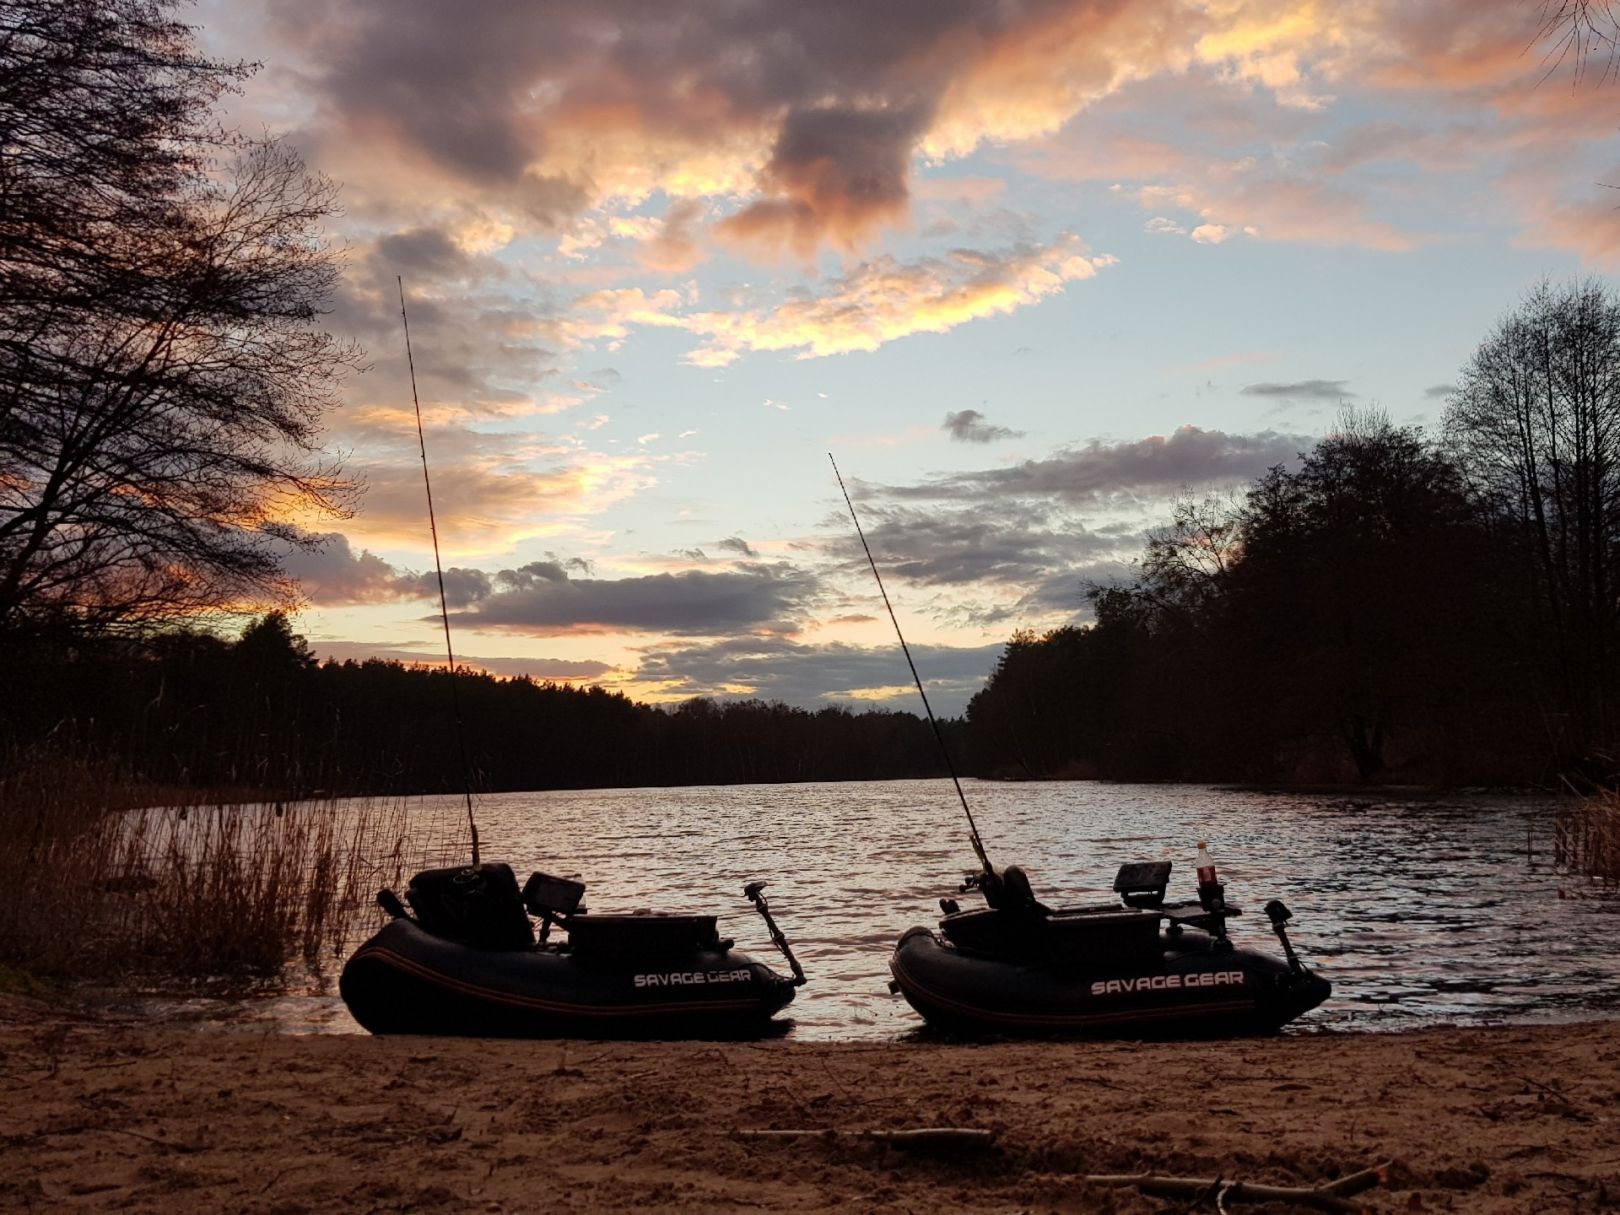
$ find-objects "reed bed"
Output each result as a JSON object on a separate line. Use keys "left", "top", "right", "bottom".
{"left": 0, "top": 748, "right": 419, "bottom": 981}
{"left": 1554, "top": 789, "right": 1620, "bottom": 888}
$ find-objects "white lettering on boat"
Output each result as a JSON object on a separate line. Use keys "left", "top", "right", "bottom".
{"left": 1089, "top": 970, "right": 1247, "bottom": 997}
{"left": 633, "top": 968, "right": 754, "bottom": 988}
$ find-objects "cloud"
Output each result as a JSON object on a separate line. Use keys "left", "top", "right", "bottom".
{"left": 322, "top": 416, "right": 658, "bottom": 552}
{"left": 1132, "top": 177, "right": 1414, "bottom": 251}
{"left": 716, "top": 103, "right": 931, "bottom": 256}
{"left": 942, "top": 409, "right": 1023, "bottom": 444}
{"left": 1423, "top": 383, "right": 1455, "bottom": 399}
{"left": 635, "top": 199, "right": 707, "bottom": 273}
{"left": 551, "top": 236, "right": 1112, "bottom": 366}
{"left": 629, "top": 635, "right": 1006, "bottom": 717}
{"left": 879, "top": 425, "right": 1307, "bottom": 506}
{"left": 448, "top": 562, "right": 820, "bottom": 636}
{"left": 278, "top": 533, "right": 404, "bottom": 605}
{"left": 243, "top": 0, "right": 1620, "bottom": 284}
{"left": 717, "top": 536, "right": 758, "bottom": 558}
{"left": 263, "top": 0, "right": 1210, "bottom": 256}
{"left": 1241, "top": 379, "right": 1355, "bottom": 401}
{"left": 279, "top": 530, "right": 497, "bottom": 607}
{"left": 824, "top": 501, "right": 1136, "bottom": 591}
{"left": 326, "top": 231, "right": 573, "bottom": 443}
{"left": 390, "top": 567, "right": 494, "bottom": 609}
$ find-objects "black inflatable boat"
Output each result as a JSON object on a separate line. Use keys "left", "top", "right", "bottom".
{"left": 889, "top": 859, "right": 1329, "bottom": 1037}
{"left": 341, "top": 864, "right": 805, "bottom": 1039}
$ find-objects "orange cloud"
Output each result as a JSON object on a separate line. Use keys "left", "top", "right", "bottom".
{"left": 691, "top": 236, "right": 1114, "bottom": 364}
{"left": 325, "top": 442, "right": 656, "bottom": 556}
{"left": 544, "top": 236, "right": 1113, "bottom": 364}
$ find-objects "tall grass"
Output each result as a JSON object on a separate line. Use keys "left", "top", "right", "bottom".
{"left": 1554, "top": 789, "right": 1620, "bottom": 889}
{"left": 0, "top": 746, "right": 419, "bottom": 981}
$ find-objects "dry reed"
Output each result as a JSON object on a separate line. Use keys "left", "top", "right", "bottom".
{"left": 0, "top": 746, "right": 420, "bottom": 981}
{"left": 1554, "top": 788, "right": 1620, "bottom": 889}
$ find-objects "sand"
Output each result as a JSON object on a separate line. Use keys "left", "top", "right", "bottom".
{"left": 1, "top": 995, "right": 1616, "bottom": 1213}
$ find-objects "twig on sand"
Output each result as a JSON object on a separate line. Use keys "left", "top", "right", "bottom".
{"left": 103, "top": 1126, "right": 206, "bottom": 1154}
{"left": 735, "top": 1127, "right": 995, "bottom": 1151}
{"left": 1075, "top": 1162, "right": 1390, "bottom": 1213}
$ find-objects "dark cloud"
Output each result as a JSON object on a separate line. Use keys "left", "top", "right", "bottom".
{"left": 278, "top": 532, "right": 401, "bottom": 605}
{"left": 717, "top": 536, "right": 758, "bottom": 558}
{"left": 282, "top": 529, "right": 492, "bottom": 608}
{"left": 631, "top": 636, "right": 1005, "bottom": 717}
{"left": 1423, "top": 383, "right": 1455, "bottom": 399}
{"left": 267, "top": 0, "right": 1160, "bottom": 251}
{"left": 943, "top": 409, "right": 1022, "bottom": 443}
{"left": 331, "top": 233, "right": 558, "bottom": 418}
{"left": 375, "top": 227, "right": 474, "bottom": 280}
{"left": 280, "top": 534, "right": 586, "bottom": 610}
{"left": 717, "top": 103, "right": 932, "bottom": 253}
{"left": 495, "top": 561, "right": 572, "bottom": 590}
{"left": 392, "top": 567, "right": 493, "bottom": 609}
{"left": 826, "top": 503, "right": 1133, "bottom": 588}
{"left": 876, "top": 425, "right": 1306, "bottom": 506}
{"left": 1240, "top": 379, "right": 1354, "bottom": 401}
{"left": 448, "top": 563, "right": 820, "bottom": 636}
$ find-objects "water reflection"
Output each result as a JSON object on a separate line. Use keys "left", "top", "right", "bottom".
{"left": 176, "top": 780, "right": 1620, "bottom": 1040}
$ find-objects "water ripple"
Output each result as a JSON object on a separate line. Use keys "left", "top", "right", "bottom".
{"left": 193, "top": 779, "right": 1620, "bottom": 1041}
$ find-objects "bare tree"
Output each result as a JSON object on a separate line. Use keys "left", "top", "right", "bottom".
{"left": 1446, "top": 279, "right": 1620, "bottom": 747}
{"left": 0, "top": 1, "right": 359, "bottom": 635}
{"left": 1537, "top": 1, "right": 1620, "bottom": 84}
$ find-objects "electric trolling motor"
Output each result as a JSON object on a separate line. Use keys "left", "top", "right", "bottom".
{"left": 745, "top": 881, "right": 807, "bottom": 985}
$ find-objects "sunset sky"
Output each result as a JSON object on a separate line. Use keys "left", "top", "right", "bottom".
{"left": 197, "top": 0, "right": 1620, "bottom": 714}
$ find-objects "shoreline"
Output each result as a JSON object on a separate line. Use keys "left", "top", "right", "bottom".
{"left": 2, "top": 996, "right": 1614, "bottom": 1212}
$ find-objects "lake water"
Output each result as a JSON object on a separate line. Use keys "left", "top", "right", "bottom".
{"left": 175, "top": 779, "right": 1620, "bottom": 1040}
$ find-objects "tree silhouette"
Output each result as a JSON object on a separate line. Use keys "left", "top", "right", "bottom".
{"left": 0, "top": 1, "right": 359, "bottom": 636}
{"left": 1446, "top": 280, "right": 1620, "bottom": 752}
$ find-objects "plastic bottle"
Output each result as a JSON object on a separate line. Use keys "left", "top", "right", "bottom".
{"left": 1195, "top": 840, "right": 1217, "bottom": 888}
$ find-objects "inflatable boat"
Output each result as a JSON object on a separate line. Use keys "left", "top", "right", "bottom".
{"left": 889, "top": 858, "right": 1329, "bottom": 1037}
{"left": 341, "top": 864, "right": 805, "bottom": 1039}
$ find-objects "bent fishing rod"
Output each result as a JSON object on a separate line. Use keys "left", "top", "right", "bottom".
{"left": 400, "top": 276, "right": 482, "bottom": 869}
{"left": 829, "top": 453, "right": 993, "bottom": 879}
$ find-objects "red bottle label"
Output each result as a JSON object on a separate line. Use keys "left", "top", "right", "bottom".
{"left": 1197, "top": 864, "right": 1217, "bottom": 887}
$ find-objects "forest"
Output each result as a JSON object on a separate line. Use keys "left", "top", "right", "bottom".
{"left": 5, "top": 617, "right": 954, "bottom": 794}
{"left": 965, "top": 282, "right": 1620, "bottom": 787}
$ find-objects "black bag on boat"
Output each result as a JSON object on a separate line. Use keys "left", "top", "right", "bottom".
{"left": 405, "top": 863, "right": 534, "bottom": 951}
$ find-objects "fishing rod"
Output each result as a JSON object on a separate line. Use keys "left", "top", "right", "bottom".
{"left": 829, "top": 453, "right": 992, "bottom": 878}
{"left": 399, "top": 276, "right": 481, "bottom": 869}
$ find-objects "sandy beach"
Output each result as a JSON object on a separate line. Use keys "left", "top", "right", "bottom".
{"left": 1, "top": 994, "right": 1615, "bottom": 1213}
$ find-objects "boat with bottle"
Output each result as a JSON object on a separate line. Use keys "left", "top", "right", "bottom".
{"left": 888, "top": 848, "right": 1330, "bottom": 1037}
{"left": 340, "top": 863, "right": 805, "bottom": 1039}
{"left": 829, "top": 455, "right": 1329, "bottom": 1038}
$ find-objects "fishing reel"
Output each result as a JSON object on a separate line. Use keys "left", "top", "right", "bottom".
{"left": 960, "top": 865, "right": 1047, "bottom": 913}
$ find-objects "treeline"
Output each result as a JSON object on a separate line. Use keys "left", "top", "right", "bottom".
{"left": 963, "top": 282, "right": 1620, "bottom": 787}
{"left": 7, "top": 616, "right": 952, "bottom": 794}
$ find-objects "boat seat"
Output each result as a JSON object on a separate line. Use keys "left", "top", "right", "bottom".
{"left": 405, "top": 862, "right": 534, "bottom": 951}
{"left": 523, "top": 871, "right": 587, "bottom": 919}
